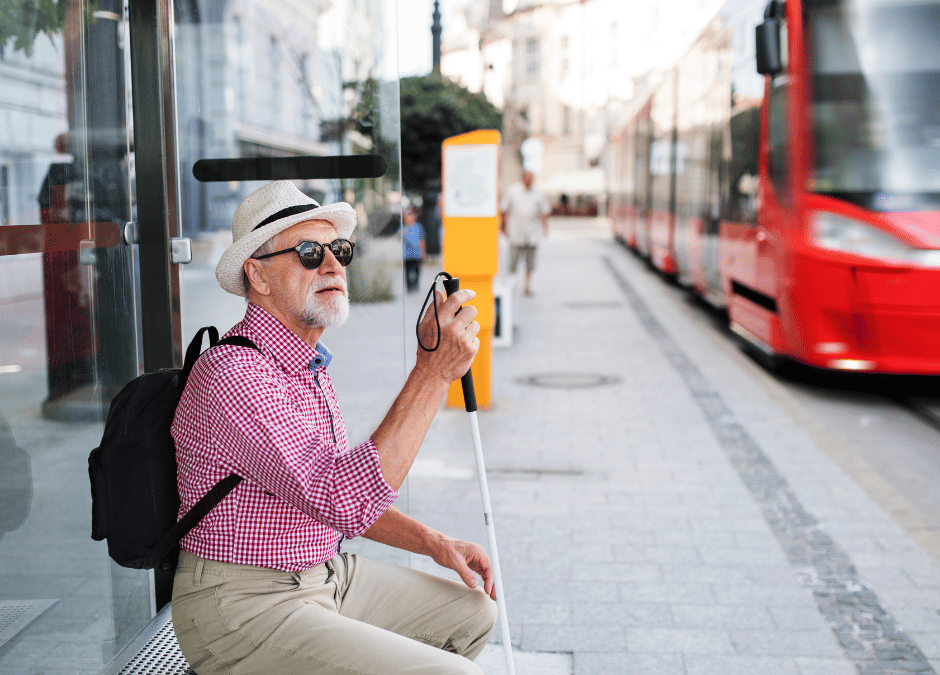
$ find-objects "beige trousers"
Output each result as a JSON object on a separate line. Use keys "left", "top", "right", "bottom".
{"left": 172, "top": 550, "right": 497, "bottom": 675}
{"left": 508, "top": 244, "right": 537, "bottom": 274}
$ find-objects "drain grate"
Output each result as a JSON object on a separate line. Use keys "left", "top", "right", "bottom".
{"left": 0, "top": 599, "right": 57, "bottom": 649}
{"left": 516, "top": 373, "right": 622, "bottom": 389}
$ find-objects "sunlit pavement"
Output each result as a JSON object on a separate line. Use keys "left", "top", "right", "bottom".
{"left": 406, "top": 216, "right": 940, "bottom": 675}
{"left": 8, "top": 216, "right": 935, "bottom": 674}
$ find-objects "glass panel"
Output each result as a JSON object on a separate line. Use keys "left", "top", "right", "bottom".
{"left": 808, "top": 0, "right": 940, "bottom": 209}
{"left": 173, "top": 1, "right": 407, "bottom": 563}
{"left": 0, "top": 1, "right": 149, "bottom": 673}
{"left": 767, "top": 80, "right": 791, "bottom": 200}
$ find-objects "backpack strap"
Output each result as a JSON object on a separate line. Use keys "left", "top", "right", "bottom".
{"left": 149, "top": 473, "right": 243, "bottom": 570}
{"left": 217, "top": 335, "right": 258, "bottom": 351}
{"left": 178, "top": 331, "right": 260, "bottom": 395}
{"left": 178, "top": 327, "right": 220, "bottom": 395}
{"left": 152, "top": 332, "right": 262, "bottom": 569}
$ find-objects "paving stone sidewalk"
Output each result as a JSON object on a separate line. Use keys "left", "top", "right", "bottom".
{"left": 404, "top": 218, "right": 940, "bottom": 675}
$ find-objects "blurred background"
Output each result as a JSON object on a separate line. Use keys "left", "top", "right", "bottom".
{"left": 1, "top": 0, "right": 940, "bottom": 674}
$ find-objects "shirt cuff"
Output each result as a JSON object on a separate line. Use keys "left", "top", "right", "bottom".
{"left": 346, "top": 438, "right": 399, "bottom": 531}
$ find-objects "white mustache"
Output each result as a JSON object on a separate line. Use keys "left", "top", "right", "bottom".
{"left": 311, "top": 275, "right": 348, "bottom": 294}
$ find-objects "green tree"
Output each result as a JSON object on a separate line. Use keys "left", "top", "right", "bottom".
{"left": 399, "top": 74, "right": 502, "bottom": 192}
{"left": 1, "top": 0, "right": 72, "bottom": 55}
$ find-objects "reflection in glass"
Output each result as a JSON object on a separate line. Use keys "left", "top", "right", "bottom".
{"left": 173, "top": 0, "right": 406, "bottom": 569}
{"left": 0, "top": 415, "right": 32, "bottom": 542}
{"left": 1, "top": 1, "right": 147, "bottom": 673}
{"left": 2, "top": 0, "right": 405, "bottom": 672}
{"left": 809, "top": 0, "right": 940, "bottom": 210}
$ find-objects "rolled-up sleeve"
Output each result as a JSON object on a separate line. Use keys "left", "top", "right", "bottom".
{"left": 207, "top": 357, "right": 398, "bottom": 538}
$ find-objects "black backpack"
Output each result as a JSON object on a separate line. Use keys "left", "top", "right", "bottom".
{"left": 89, "top": 327, "right": 257, "bottom": 570}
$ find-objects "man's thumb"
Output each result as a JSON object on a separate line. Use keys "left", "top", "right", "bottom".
{"left": 456, "top": 561, "right": 477, "bottom": 588}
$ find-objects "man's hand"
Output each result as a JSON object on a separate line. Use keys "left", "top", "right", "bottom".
{"left": 431, "top": 535, "right": 496, "bottom": 600}
{"left": 363, "top": 509, "right": 496, "bottom": 600}
{"left": 371, "top": 289, "right": 479, "bottom": 488}
{"left": 415, "top": 289, "right": 480, "bottom": 384}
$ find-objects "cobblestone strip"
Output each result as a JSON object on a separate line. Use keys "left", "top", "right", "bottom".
{"left": 604, "top": 257, "right": 936, "bottom": 675}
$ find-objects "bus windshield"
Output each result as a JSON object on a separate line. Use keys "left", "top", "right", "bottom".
{"left": 808, "top": 0, "right": 940, "bottom": 211}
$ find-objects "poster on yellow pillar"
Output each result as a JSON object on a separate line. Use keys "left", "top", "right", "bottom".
{"left": 441, "top": 129, "right": 501, "bottom": 409}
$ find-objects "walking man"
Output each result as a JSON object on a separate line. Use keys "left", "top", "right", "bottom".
{"left": 499, "top": 169, "right": 550, "bottom": 295}
{"left": 171, "top": 181, "right": 496, "bottom": 675}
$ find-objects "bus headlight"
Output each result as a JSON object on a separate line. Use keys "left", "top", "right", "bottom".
{"left": 910, "top": 250, "right": 940, "bottom": 268}
{"left": 810, "top": 212, "right": 940, "bottom": 267}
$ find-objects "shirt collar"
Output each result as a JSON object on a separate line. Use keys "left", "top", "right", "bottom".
{"left": 241, "top": 303, "right": 331, "bottom": 374}
{"left": 311, "top": 342, "right": 332, "bottom": 369}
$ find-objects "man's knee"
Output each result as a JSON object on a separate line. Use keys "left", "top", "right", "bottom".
{"left": 455, "top": 591, "right": 498, "bottom": 661}
{"left": 476, "top": 593, "right": 499, "bottom": 636}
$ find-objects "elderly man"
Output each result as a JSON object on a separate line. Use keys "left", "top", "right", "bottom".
{"left": 171, "top": 181, "right": 496, "bottom": 675}
{"left": 499, "top": 169, "right": 550, "bottom": 296}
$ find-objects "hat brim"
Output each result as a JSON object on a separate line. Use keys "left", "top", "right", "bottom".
{"left": 215, "top": 202, "right": 357, "bottom": 297}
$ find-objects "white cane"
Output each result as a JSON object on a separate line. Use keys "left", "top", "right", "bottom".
{"left": 442, "top": 276, "right": 516, "bottom": 675}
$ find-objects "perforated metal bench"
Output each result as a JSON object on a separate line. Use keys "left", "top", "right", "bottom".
{"left": 99, "top": 604, "right": 193, "bottom": 675}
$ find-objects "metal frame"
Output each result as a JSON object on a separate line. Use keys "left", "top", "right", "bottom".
{"left": 128, "top": 0, "right": 181, "bottom": 372}
{"left": 127, "top": 0, "right": 183, "bottom": 612}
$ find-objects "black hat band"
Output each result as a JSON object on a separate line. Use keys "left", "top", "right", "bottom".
{"left": 252, "top": 203, "right": 320, "bottom": 231}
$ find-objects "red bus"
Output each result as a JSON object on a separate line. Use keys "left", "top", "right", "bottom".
{"left": 609, "top": 0, "right": 940, "bottom": 374}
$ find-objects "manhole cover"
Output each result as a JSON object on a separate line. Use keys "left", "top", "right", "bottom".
{"left": 516, "top": 373, "right": 622, "bottom": 389}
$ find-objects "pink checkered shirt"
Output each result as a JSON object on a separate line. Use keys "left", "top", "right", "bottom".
{"left": 172, "top": 303, "right": 398, "bottom": 571}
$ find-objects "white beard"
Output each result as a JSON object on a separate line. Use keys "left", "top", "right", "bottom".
{"left": 299, "top": 276, "right": 350, "bottom": 327}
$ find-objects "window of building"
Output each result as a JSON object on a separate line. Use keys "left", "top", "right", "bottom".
{"left": 300, "top": 53, "right": 314, "bottom": 137}
{"left": 0, "top": 165, "right": 9, "bottom": 224}
{"left": 233, "top": 17, "right": 245, "bottom": 122}
{"left": 611, "top": 22, "right": 618, "bottom": 67}
{"left": 560, "top": 35, "right": 569, "bottom": 79}
{"left": 526, "top": 38, "right": 539, "bottom": 77}
{"left": 270, "top": 36, "right": 281, "bottom": 128}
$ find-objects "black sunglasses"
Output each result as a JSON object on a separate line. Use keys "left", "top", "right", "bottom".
{"left": 255, "top": 239, "right": 355, "bottom": 269}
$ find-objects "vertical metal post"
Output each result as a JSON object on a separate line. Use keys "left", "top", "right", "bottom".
{"left": 127, "top": 0, "right": 183, "bottom": 612}
{"left": 432, "top": 1, "right": 442, "bottom": 74}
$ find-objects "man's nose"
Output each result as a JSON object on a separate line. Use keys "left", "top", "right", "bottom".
{"left": 318, "top": 246, "right": 344, "bottom": 274}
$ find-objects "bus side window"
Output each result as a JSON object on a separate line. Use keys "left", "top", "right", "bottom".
{"left": 727, "top": 105, "right": 760, "bottom": 225}
{"left": 767, "top": 78, "right": 791, "bottom": 200}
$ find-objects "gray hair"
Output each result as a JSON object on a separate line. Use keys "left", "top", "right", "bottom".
{"left": 241, "top": 236, "right": 279, "bottom": 296}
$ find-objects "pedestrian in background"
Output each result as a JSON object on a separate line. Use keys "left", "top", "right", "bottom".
{"left": 499, "top": 170, "right": 550, "bottom": 296}
{"left": 402, "top": 205, "right": 426, "bottom": 293}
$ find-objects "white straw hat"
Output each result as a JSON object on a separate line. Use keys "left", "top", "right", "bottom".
{"left": 216, "top": 181, "right": 357, "bottom": 297}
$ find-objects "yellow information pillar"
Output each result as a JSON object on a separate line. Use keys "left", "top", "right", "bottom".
{"left": 441, "top": 129, "right": 501, "bottom": 409}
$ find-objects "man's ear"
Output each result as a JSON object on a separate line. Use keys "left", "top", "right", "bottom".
{"left": 244, "top": 258, "right": 271, "bottom": 297}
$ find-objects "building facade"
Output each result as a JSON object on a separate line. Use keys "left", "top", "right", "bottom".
{"left": 441, "top": 0, "right": 724, "bottom": 206}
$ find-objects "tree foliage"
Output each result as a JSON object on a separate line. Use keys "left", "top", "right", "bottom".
{"left": 0, "top": 0, "right": 72, "bottom": 55}
{"left": 399, "top": 75, "right": 502, "bottom": 192}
